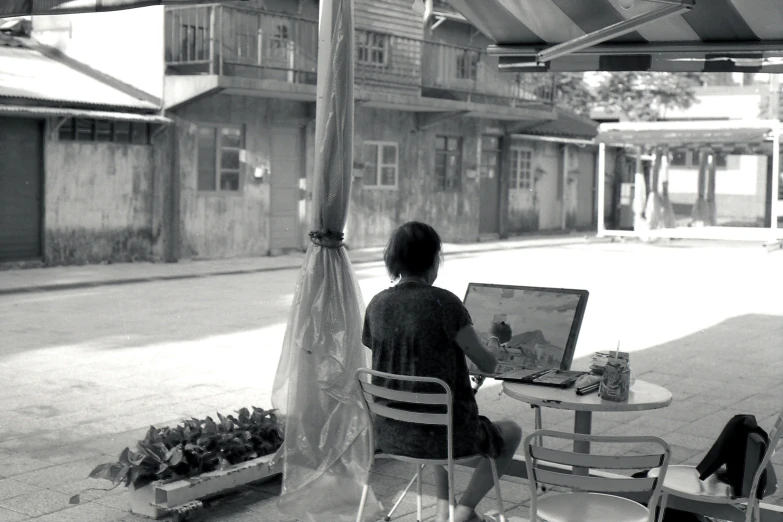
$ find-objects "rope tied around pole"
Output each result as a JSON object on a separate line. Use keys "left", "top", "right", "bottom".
{"left": 309, "top": 229, "right": 344, "bottom": 249}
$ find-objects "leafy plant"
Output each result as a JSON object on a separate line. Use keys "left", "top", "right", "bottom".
{"left": 88, "top": 407, "right": 283, "bottom": 491}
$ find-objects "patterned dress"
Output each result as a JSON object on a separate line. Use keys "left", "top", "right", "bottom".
{"left": 362, "top": 282, "right": 503, "bottom": 460}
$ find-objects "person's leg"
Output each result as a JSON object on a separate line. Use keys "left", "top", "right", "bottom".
{"left": 454, "top": 420, "right": 523, "bottom": 522}
{"left": 433, "top": 465, "right": 450, "bottom": 522}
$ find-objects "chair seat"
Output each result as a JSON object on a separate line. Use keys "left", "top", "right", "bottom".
{"left": 648, "top": 465, "right": 738, "bottom": 503}
{"left": 537, "top": 492, "right": 649, "bottom": 522}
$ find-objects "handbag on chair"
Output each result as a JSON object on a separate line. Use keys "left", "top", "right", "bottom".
{"left": 696, "top": 414, "right": 778, "bottom": 499}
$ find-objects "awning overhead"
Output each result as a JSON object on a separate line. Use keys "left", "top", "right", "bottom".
{"left": 0, "top": 105, "right": 169, "bottom": 123}
{"left": 0, "top": 0, "right": 242, "bottom": 17}
{"left": 446, "top": 0, "right": 783, "bottom": 73}
{"left": 597, "top": 119, "right": 781, "bottom": 149}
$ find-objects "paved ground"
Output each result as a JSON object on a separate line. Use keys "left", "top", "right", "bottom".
{"left": 0, "top": 237, "right": 781, "bottom": 521}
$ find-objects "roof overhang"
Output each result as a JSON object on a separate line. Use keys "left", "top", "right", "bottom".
{"left": 597, "top": 119, "right": 781, "bottom": 148}
{"left": 512, "top": 133, "right": 595, "bottom": 146}
{"left": 445, "top": 0, "right": 783, "bottom": 73}
{"left": 0, "top": 104, "right": 169, "bottom": 123}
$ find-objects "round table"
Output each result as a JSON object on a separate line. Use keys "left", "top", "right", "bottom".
{"left": 503, "top": 379, "right": 673, "bottom": 474}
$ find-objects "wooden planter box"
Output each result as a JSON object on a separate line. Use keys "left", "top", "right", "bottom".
{"left": 130, "top": 452, "right": 281, "bottom": 519}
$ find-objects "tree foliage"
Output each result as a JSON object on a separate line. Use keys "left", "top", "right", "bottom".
{"left": 552, "top": 73, "right": 597, "bottom": 117}
{"left": 553, "top": 71, "right": 702, "bottom": 121}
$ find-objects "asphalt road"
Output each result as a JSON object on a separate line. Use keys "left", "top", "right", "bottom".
{"left": 2, "top": 241, "right": 780, "bottom": 418}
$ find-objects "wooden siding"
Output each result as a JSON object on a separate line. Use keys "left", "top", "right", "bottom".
{"left": 355, "top": 0, "right": 424, "bottom": 40}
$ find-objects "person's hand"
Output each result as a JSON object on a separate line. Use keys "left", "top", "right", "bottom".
{"left": 471, "top": 375, "right": 486, "bottom": 395}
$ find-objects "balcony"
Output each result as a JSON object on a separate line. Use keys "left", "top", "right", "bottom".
{"left": 164, "top": 4, "right": 555, "bottom": 108}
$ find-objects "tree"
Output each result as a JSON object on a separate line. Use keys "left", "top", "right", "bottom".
{"left": 595, "top": 72, "right": 702, "bottom": 121}
{"left": 551, "top": 73, "right": 597, "bottom": 117}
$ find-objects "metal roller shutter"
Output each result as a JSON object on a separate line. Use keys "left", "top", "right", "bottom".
{"left": 0, "top": 117, "right": 44, "bottom": 262}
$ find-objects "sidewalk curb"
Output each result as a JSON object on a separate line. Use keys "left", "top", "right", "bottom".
{"left": 0, "top": 235, "right": 601, "bottom": 297}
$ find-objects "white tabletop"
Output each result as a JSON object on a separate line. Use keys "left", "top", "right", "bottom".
{"left": 502, "top": 379, "right": 673, "bottom": 412}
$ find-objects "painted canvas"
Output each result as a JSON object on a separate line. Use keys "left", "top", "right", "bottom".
{"left": 462, "top": 284, "right": 588, "bottom": 376}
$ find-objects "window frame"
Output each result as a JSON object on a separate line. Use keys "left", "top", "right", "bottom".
{"left": 57, "top": 118, "right": 151, "bottom": 145}
{"left": 356, "top": 30, "right": 389, "bottom": 67}
{"left": 455, "top": 48, "right": 479, "bottom": 81}
{"left": 362, "top": 141, "right": 399, "bottom": 190}
{"left": 510, "top": 146, "right": 533, "bottom": 190}
{"left": 434, "top": 135, "right": 463, "bottom": 192}
{"left": 196, "top": 124, "right": 245, "bottom": 193}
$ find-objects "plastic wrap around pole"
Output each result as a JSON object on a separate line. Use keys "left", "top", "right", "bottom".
{"left": 311, "top": 0, "right": 334, "bottom": 223}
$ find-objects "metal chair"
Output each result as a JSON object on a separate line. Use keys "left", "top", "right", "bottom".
{"left": 523, "top": 429, "right": 671, "bottom": 522}
{"left": 648, "top": 407, "right": 783, "bottom": 522}
{"left": 354, "top": 368, "right": 507, "bottom": 522}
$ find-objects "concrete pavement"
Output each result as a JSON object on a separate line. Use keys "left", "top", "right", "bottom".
{"left": 0, "top": 239, "right": 781, "bottom": 521}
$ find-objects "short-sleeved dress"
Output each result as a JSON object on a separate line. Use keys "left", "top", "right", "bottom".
{"left": 362, "top": 281, "right": 503, "bottom": 460}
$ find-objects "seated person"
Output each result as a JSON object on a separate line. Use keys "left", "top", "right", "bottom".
{"left": 362, "top": 221, "right": 523, "bottom": 522}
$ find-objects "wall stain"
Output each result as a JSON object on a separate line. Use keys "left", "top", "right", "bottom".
{"left": 45, "top": 227, "right": 154, "bottom": 266}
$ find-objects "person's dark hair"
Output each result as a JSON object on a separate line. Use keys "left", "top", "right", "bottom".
{"left": 384, "top": 221, "right": 443, "bottom": 279}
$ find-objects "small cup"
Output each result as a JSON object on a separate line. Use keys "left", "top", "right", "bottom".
{"left": 599, "top": 361, "right": 630, "bottom": 402}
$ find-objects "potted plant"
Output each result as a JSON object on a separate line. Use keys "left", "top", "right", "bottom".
{"left": 79, "top": 407, "right": 283, "bottom": 518}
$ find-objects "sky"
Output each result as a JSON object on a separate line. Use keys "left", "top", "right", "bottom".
{"left": 464, "top": 285, "right": 582, "bottom": 350}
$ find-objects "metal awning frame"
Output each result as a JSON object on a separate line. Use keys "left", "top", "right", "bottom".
{"left": 536, "top": 0, "right": 694, "bottom": 64}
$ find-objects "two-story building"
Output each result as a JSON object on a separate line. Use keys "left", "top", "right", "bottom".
{"left": 15, "top": 0, "right": 602, "bottom": 264}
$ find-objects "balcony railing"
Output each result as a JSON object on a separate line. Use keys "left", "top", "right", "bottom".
{"left": 165, "top": 4, "right": 555, "bottom": 105}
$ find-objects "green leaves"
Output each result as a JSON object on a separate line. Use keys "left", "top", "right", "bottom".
{"left": 86, "top": 406, "right": 283, "bottom": 488}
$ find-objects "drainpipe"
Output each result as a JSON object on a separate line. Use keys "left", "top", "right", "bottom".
{"left": 561, "top": 144, "right": 568, "bottom": 230}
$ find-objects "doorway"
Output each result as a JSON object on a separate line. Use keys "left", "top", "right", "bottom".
{"left": 479, "top": 135, "right": 502, "bottom": 235}
{"left": 0, "top": 117, "right": 44, "bottom": 262}
{"left": 270, "top": 127, "right": 303, "bottom": 251}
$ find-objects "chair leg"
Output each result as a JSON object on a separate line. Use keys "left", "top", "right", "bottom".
{"left": 356, "top": 483, "right": 370, "bottom": 522}
{"left": 448, "top": 462, "right": 456, "bottom": 522}
{"left": 416, "top": 464, "right": 423, "bottom": 522}
{"left": 385, "top": 469, "right": 419, "bottom": 521}
{"left": 656, "top": 492, "right": 668, "bottom": 522}
{"left": 489, "top": 458, "right": 507, "bottom": 522}
{"left": 532, "top": 406, "right": 546, "bottom": 494}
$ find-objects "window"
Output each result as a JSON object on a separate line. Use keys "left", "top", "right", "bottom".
{"left": 510, "top": 148, "right": 533, "bottom": 189}
{"left": 671, "top": 149, "right": 688, "bottom": 167}
{"left": 181, "top": 24, "right": 207, "bottom": 61}
{"left": 435, "top": 136, "right": 462, "bottom": 192}
{"left": 271, "top": 24, "right": 290, "bottom": 50}
{"left": 357, "top": 31, "right": 388, "bottom": 66}
{"left": 363, "top": 142, "right": 398, "bottom": 188}
{"left": 456, "top": 49, "right": 479, "bottom": 81}
{"left": 197, "top": 126, "right": 243, "bottom": 192}
{"left": 714, "top": 152, "right": 727, "bottom": 168}
{"left": 58, "top": 118, "right": 151, "bottom": 145}
{"left": 480, "top": 136, "right": 501, "bottom": 181}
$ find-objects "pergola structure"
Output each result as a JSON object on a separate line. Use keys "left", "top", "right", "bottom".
{"left": 595, "top": 119, "right": 783, "bottom": 244}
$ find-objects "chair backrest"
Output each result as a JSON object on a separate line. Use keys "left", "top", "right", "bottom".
{"left": 354, "top": 368, "right": 454, "bottom": 461}
{"left": 746, "top": 407, "right": 783, "bottom": 521}
{"left": 523, "top": 429, "right": 671, "bottom": 522}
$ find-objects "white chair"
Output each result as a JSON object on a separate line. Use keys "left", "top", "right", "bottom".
{"left": 354, "top": 368, "right": 507, "bottom": 522}
{"left": 649, "top": 407, "right": 783, "bottom": 522}
{"left": 523, "top": 429, "right": 671, "bottom": 522}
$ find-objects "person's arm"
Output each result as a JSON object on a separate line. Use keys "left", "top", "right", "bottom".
{"left": 455, "top": 324, "right": 497, "bottom": 374}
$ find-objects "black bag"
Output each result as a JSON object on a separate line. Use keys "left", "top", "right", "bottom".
{"left": 696, "top": 414, "right": 778, "bottom": 499}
